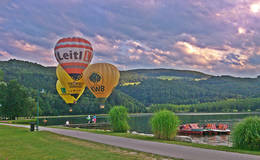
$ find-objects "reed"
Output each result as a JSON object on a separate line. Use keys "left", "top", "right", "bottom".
{"left": 151, "top": 110, "right": 180, "bottom": 140}
{"left": 232, "top": 116, "right": 260, "bottom": 150}
{"left": 109, "top": 106, "right": 129, "bottom": 133}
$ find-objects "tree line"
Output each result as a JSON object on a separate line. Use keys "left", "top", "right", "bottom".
{"left": 149, "top": 98, "right": 260, "bottom": 113}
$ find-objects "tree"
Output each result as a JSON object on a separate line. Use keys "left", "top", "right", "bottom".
{"left": 0, "top": 81, "right": 7, "bottom": 117}
{"left": 109, "top": 106, "right": 129, "bottom": 132}
{"left": 0, "top": 69, "right": 3, "bottom": 81}
{"left": 232, "top": 116, "right": 260, "bottom": 150}
{"left": 0, "top": 80, "right": 34, "bottom": 120}
{"left": 151, "top": 110, "right": 180, "bottom": 140}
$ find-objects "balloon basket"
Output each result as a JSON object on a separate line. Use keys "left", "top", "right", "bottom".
{"left": 96, "top": 98, "right": 106, "bottom": 109}
{"left": 100, "top": 104, "right": 105, "bottom": 109}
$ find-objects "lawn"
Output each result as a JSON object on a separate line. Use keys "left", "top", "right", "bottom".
{"left": 0, "top": 125, "right": 175, "bottom": 160}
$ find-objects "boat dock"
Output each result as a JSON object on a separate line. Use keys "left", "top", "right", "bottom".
{"left": 65, "top": 122, "right": 111, "bottom": 130}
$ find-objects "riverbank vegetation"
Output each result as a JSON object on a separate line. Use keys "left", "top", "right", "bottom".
{"left": 151, "top": 110, "right": 180, "bottom": 140}
{"left": 109, "top": 106, "right": 129, "bottom": 132}
{"left": 232, "top": 116, "right": 260, "bottom": 150}
{"left": 149, "top": 98, "right": 260, "bottom": 113}
{"left": 0, "top": 125, "right": 175, "bottom": 160}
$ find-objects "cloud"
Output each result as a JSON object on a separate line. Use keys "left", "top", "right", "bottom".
{"left": 1, "top": 0, "right": 260, "bottom": 77}
{"left": 12, "top": 40, "right": 38, "bottom": 52}
{"left": 0, "top": 50, "right": 15, "bottom": 60}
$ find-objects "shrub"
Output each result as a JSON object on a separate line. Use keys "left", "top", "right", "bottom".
{"left": 9, "top": 119, "right": 36, "bottom": 124}
{"left": 232, "top": 116, "right": 260, "bottom": 150}
{"left": 151, "top": 110, "right": 180, "bottom": 140}
{"left": 109, "top": 106, "right": 129, "bottom": 133}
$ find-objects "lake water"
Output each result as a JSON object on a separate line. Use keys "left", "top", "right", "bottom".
{"left": 39, "top": 112, "right": 260, "bottom": 146}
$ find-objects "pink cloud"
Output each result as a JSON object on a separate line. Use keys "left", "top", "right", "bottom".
{"left": 12, "top": 40, "right": 38, "bottom": 52}
{"left": 0, "top": 50, "right": 15, "bottom": 60}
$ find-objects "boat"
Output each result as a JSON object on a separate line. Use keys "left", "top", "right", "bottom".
{"left": 204, "top": 123, "right": 230, "bottom": 135}
{"left": 178, "top": 123, "right": 230, "bottom": 135}
{"left": 178, "top": 123, "right": 206, "bottom": 135}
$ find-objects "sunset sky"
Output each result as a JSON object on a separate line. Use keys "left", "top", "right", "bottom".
{"left": 1, "top": 0, "right": 260, "bottom": 77}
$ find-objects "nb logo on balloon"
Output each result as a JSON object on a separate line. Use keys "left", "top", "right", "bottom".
{"left": 91, "top": 86, "right": 105, "bottom": 93}
{"left": 89, "top": 72, "right": 105, "bottom": 93}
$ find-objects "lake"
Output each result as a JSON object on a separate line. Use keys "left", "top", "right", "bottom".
{"left": 39, "top": 112, "right": 260, "bottom": 146}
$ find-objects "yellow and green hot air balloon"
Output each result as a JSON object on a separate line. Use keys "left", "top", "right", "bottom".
{"left": 56, "top": 79, "right": 84, "bottom": 112}
{"left": 56, "top": 80, "right": 84, "bottom": 104}
{"left": 83, "top": 63, "right": 120, "bottom": 105}
{"left": 56, "top": 64, "right": 85, "bottom": 99}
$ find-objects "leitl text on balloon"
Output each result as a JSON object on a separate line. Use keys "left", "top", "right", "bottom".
{"left": 55, "top": 50, "right": 92, "bottom": 63}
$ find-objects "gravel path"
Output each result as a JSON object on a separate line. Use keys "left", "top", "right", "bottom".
{"left": 1, "top": 123, "right": 260, "bottom": 160}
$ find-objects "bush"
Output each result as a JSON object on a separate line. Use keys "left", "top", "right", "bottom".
{"left": 232, "top": 116, "right": 260, "bottom": 150}
{"left": 151, "top": 110, "right": 180, "bottom": 140}
{"left": 9, "top": 119, "right": 36, "bottom": 124}
{"left": 109, "top": 106, "right": 129, "bottom": 133}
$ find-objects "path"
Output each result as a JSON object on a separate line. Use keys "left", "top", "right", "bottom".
{"left": 1, "top": 123, "right": 259, "bottom": 160}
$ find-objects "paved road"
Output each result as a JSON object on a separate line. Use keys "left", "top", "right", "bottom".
{"left": 1, "top": 123, "right": 260, "bottom": 160}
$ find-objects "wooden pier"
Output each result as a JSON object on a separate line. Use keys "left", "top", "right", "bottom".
{"left": 65, "top": 122, "right": 111, "bottom": 130}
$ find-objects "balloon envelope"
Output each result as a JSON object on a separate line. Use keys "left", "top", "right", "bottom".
{"left": 83, "top": 63, "right": 120, "bottom": 99}
{"left": 54, "top": 37, "right": 93, "bottom": 80}
{"left": 56, "top": 80, "right": 84, "bottom": 104}
{"left": 56, "top": 64, "right": 85, "bottom": 99}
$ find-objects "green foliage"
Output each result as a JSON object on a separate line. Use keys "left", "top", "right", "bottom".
{"left": 0, "top": 69, "right": 3, "bottom": 81}
{"left": 0, "top": 80, "right": 35, "bottom": 120}
{"left": 109, "top": 106, "right": 129, "bottom": 132}
{"left": 8, "top": 119, "right": 36, "bottom": 124}
{"left": 232, "top": 116, "right": 260, "bottom": 150}
{"left": 151, "top": 110, "right": 180, "bottom": 140}
{"left": 1, "top": 59, "right": 260, "bottom": 115}
{"left": 149, "top": 98, "right": 260, "bottom": 113}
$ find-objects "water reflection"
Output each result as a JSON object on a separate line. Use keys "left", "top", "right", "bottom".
{"left": 191, "top": 135, "right": 232, "bottom": 147}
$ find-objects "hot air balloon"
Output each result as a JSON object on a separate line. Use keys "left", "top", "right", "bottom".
{"left": 56, "top": 64, "right": 85, "bottom": 99}
{"left": 56, "top": 80, "right": 83, "bottom": 104}
{"left": 56, "top": 79, "right": 85, "bottom": 112}
{"left": 54, "top": 37, "right": 93, "bottom": 81}
{"left": 83, "top": 63, "right": 120, "bottom": 104}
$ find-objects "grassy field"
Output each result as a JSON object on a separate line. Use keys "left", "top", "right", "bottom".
{"left": 53, "top": 127, "right": 260, "bottom": 156}
{"left": 121, "top": 82, "right": 141, "bottom": 86}
{"left": 0, "top": 125, "right": 175, "bottom": 160}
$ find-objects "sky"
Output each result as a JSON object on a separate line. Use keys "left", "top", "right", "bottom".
{"left": 1, "top": 0, "right": 260, "bottom": 77}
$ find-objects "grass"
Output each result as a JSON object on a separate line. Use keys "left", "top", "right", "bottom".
{"left": 0, "top": 125, "right": 176, "bottom": 160}
{"left": 121, "top": 82, "right": 141, "bottom": 86}
{"left": 157, "top": 76, "right": 183, "bottom": 80}
{"left": 6, "top": 119, "right": 36, "bottom": 124}
{"left": 52, "top": 126, "right": 260, "bottom": 156}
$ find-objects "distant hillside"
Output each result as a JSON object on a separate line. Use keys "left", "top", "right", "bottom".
{"left": 1, "top": 59, "right": 260, "bottom": 108}
{"left": 120, "top": 68, "right": 211, "bottom": 84}
{"left": 122, "top": 68, "right": 210, "bottom": 78}
{"left": 0, "top": 59, "right": 56, "bottom": 92}
{"left": 0, "top": 59, "right": 146, "bottom": 115}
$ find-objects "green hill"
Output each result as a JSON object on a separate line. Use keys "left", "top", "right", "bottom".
{"left": 1, "top": 59, "right": 260, "bottom": 115}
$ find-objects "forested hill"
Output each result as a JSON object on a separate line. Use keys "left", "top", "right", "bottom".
{"left": 1, "top": 59, "right": 260, "bottom": 115}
